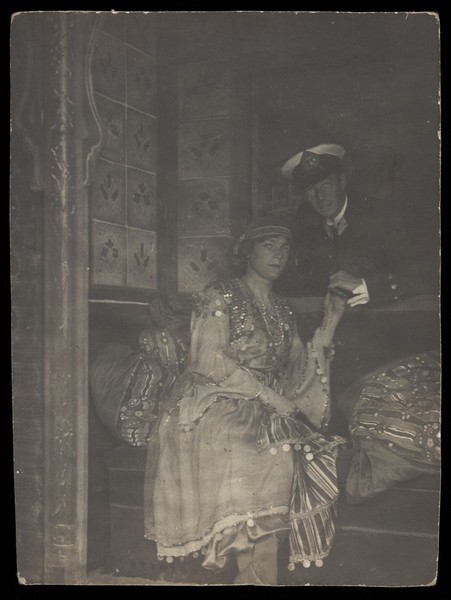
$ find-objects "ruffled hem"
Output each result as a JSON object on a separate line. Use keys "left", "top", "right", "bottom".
{"left": 146, "top": 505, "right": 289, "bottom": 559}
{"left": 146, "top": 498, "right": 340, "bottom": 571}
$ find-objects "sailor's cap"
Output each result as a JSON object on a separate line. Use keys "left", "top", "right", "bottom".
{"left": 280, "top": 144, "right": 345, "bottom": 188}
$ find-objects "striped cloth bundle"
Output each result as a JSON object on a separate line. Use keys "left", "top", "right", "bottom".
{"left": 257, "top": 412, "right": 346, "bottom": 568}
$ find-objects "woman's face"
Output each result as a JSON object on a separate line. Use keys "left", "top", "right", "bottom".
{"left": 246, "top": 235, "right": 290, "bottom": 281}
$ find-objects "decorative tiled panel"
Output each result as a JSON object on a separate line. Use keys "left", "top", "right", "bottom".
{"left": 126, "top": 12, "right": 156, "bottom": 57}
{"left": 90, "top": 159, "right": 126, "bottom": 224}
{"left": 178, "top": 63, "right": 230, "bottom": 120}
{"left": 126, "top": 46, "right": 157, "bottom": 116}
{"left": 127, "top": 168, "right": 157, "bottom": 229}
{"left": 100, "top": 12, "right": 127, "bottom": 40}
{"left": 177, "top": 236, "right": 232, "bottom": 293}
{"left": 126, "top": 108, "right": 157, "bottom": 172}
{"left": 178, "top": 178, "right": 230, "bottom": 236}
{"left": 179, "top": 120, "right": 230, "bottom": 179}
{"left": 126, "top": 228, "right": 157, "bottom": 290}
{"left": 175, "top": 14, "right": 234, "bottom": 63}
{"left": 91, "top": 221, "right": 127, "bottom": 287}
{"left": 96, "top": 95, "right": 126, "bottom": 163}
{"left": 91, "top": 31, "right": 126, "bottom": 103}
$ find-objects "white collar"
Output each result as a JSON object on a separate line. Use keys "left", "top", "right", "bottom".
{"left": 326, "top": 196, "right": 348, "bottom": 228}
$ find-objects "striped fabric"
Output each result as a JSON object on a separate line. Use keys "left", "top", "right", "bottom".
{"left": 289, "top": 449, "right": 340, "bottom": 563}
{"left": 349, "top": 352, "right": 440, "bottom": 465}
{"left": 257, "top": 412, "right": 345, "bottom": 565}
{"left": 119, "top": 329, "right": 188, "bottom": 446}
{"left": 257, "top": 410, "right": 306, "bottom": 450}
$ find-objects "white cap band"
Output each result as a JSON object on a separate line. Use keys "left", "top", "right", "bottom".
{"left": 281, "top": 143, "right": 345, "bottom": 179}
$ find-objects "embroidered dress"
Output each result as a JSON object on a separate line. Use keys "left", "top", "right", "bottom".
{"left": 144, "top": 278, "right": 344, "bottom": 571}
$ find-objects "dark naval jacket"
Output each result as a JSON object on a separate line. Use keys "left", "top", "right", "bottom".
{"left": 275, "top": 192, "right": 435, "bottom": 303}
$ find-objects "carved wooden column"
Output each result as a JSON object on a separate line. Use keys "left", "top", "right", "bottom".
{"left": 11, "top": 13, "right": 46, "bottom": 584}
{"left": 40, "top": 13, "right": 101, "bottom": 583}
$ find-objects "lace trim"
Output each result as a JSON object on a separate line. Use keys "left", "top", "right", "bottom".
{"left": 145, "top": 505, "right": 289, "bottom": 557}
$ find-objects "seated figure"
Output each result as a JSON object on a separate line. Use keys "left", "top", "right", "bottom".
{"left": 91, "top": 216, "right": 349, "bottom": 584}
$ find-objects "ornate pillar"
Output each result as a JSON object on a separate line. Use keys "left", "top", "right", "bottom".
{"left": 11, "top": 13, "right": 46, "bottom": 584}
{"left": 39, "top": 13, "right": 101, "bottom": 583}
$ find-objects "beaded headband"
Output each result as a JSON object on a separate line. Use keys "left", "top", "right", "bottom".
{"left": 233, "top": 225, "right": 293, "bottom": 255}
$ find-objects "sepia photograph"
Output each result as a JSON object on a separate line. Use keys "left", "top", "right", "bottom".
{"left": 10, "top": 10, "right": 441, "bottom": 587}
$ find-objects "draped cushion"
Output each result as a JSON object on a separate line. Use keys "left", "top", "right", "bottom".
{"left": 90, "top": 343, "right": 142, "bottom": 436}
{"left": 90, "top": 329, "right": 189, "bottom": 446}
{"left": 338, "top": 350, "right": 440, "bottom": 503}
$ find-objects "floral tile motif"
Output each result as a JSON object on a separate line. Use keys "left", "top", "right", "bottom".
{"left": 126, "top": 46, "right": 156, "bottom": 116}
{"left": 126, "top": 228, "right": 157, "bottom": 290}
{"left": 96, "top": 95, "right": 126, "bottom": 163}
{"left": 100, "top": 12, "right": 127, "bottom": 40}
{"left": 126, "top": 12, "right": 156, "bottom": 57}
{"left": 179, "top": 63, "right": 230, "bottom": 120}
{"left": 179, "top": 120, "right": 230, "bottom": 179}
{"left": 126, "top": 108, "right": 157, "bottom": 172}
{"left": 178, "top": 178, "right": 230, "bottom": 236}
{"left": 127, "top": 168, "right": 157, "bottom": 229}
{"left": 90, "top": 159, "right": 126, "bottom": 224}
{"left": 177, "top": 236, "right": 232, "bottom": 293}
{"left": 175, "top": 14, "right": 233, "bottom": 63}
{"left": 91, "top": 221, "right": 126, "bottom": 287}
{"left": 91, "top": 31, "right": 126, "bottom": 102}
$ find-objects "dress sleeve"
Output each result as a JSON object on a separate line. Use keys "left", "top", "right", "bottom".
{"left": 188, "top": 285, "right": 263, "bottom": 399}
{"left": 279, "top": 320, "right": 333, "bottom": 429}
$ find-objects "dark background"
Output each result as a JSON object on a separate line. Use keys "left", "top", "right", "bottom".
{"left": 251, "top": 12, "right": 440, "bottom": 287}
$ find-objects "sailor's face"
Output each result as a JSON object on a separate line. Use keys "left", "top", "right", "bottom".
{"left": 304, "top": 172, "right": 346, "bottom": 219}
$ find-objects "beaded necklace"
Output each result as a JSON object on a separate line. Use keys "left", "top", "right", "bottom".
{"left": 238, "top": 278, "right": 286, "bottom": 346}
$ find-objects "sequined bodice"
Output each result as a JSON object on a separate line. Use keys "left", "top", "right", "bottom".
{"left": 206, "top": 278, "right": 296, "bottom": 372}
